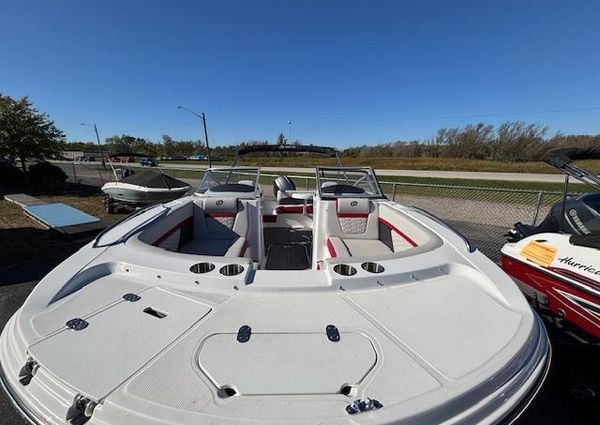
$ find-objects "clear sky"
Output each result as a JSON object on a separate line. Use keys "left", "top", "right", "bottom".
{"left": 2, "top": 0, "right": 600, "bottom": 148}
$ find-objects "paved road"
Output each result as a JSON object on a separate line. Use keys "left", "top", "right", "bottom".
{"left": 53, "top": 160, "right": 570, "bottom": 183}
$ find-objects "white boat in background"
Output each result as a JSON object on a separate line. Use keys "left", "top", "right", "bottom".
{"left": 101, "top": 169, "right": 191, "bottom": 210}
{"left": 1, "top": 145, "right": 549, "bottom": 425}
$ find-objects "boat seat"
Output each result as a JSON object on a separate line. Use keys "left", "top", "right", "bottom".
{"left": 144, "top": 197, "right": 251, "bottom": 258}
{"left": 322, "top": 199, "right": 430, "bottom": 261}
{"left": 327, "top": 236, "right": 391, "bottom": 258}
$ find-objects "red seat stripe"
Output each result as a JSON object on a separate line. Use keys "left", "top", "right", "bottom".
{"left": 378, "top": 217, "right": 418, "bottom": 247}
{"left": 326, "top": 238, "right": 337, "bottom": 257}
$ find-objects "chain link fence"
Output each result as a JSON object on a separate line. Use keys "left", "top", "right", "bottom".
{"left": 59, "top": 162, "right": 571, "bottom": 262}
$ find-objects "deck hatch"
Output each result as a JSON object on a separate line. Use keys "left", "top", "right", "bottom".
{"left": 28, "top": 288, "right": 211, "bottom": 401}
{"left": 199, "top": 331, "right": 376, "bottom": 395}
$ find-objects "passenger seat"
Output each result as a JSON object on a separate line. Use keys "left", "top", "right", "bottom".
{"left": 179, "top": 198, "right": 248, "bottom": 257}
{"left": 326, "top": 198, "right": 391, "bottom": 258}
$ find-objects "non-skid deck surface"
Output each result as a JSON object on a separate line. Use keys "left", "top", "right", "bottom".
{"left": 264, "top": 228, "right": 312, "bottom": 270}
{"left": 265, "top": 244, "right": 309, "bottom": 270}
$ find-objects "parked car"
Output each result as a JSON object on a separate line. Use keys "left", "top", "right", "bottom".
{"left": 140, "top": 157, "right": 159, "bottom": 167}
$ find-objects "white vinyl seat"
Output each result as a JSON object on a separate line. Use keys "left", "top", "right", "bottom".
{"left": 323, "top": 199, "right": 428, "bottom": 260}
{"left": 148, "top": 197, "right": 250, "bottom": 257}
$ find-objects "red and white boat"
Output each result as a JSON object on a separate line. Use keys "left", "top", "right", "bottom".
{"left": 502, "top": 147, "right": 600, "bottom": 340}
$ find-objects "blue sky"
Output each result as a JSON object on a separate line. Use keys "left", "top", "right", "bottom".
{"left": 2, "top": 0, "right": 600, "bottom": 148}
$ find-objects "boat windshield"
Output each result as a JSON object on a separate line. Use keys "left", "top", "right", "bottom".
{"left": 316, "top": 167, "right": 384, "bottom": 199}
{"left": 196, "top": 168, "right": 260, "bottom": 195}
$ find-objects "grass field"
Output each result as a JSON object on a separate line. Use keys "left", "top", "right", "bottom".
{"left": 163, "top": 156, "right": 600, "bottom": 174}
{"left": 163, "top": 167, "right": 592, "bottom": 193}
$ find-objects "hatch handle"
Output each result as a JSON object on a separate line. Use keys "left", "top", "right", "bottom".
{"left": 237, "top": 325, "right": 252, "bottom": 343}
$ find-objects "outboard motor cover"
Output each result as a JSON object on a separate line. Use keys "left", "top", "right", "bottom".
{"left": 530, "top": 193, "right": 600, "bottom": 236}
{"left": 273, "top": 175, "right": 296, "bottom": 197}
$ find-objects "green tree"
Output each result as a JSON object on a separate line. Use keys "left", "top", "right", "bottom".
{"left": 0, "top": 95, "right": 65, "bottom": 172}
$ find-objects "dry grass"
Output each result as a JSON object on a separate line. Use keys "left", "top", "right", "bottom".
{"left": 230, "top": 156, "right": 600, "bottom": 173}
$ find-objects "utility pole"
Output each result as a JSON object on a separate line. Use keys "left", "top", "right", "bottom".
{"left": 93, "top": 123, "right": 106, "bottom": 169}
{"left": 177, "top": 106, "right": 212, "bottom": 168}
{"left": 201, "top": 112, "right": 212, "bottom": 168}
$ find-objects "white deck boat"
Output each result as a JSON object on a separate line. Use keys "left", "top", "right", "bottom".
{"left": 1, "top": 146, "right": 549, "bottom": 425}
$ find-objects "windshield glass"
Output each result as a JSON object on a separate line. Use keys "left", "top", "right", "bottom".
{"left": 316, "top": 167, "right": 383, "bottom": 198}
{"left": 197, "top": 168, "right": 260, "bottom": 194}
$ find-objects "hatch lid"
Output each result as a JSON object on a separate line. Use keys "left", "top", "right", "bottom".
{"left": 199, "top": 330, "right": 376, "bottom": 395}
{"left": 29, "top": 288, "right": 211, "bottom": 401}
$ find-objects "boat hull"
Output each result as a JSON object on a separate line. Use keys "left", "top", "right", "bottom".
{"left": 502, "top": 233, "right": 600, "bottom": 340}
{"left": 101, "top": 182, "right": 190, "bottom": 204}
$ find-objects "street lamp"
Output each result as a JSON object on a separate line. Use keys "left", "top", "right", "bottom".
{"left": 177, "top": 106, "right": 212, "bottom": 167}
{"left": 81, "top": 122, "right": 106, "bottom": 169}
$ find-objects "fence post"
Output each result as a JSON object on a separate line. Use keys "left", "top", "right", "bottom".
{"left": 392, "top": 183, "right": 397, "bottom": 201}
{"left": 72, "top": 162, "right": 77, "bottom": 183}
{"left": 532, "top": 191, "right": 543, "bottom": 225}
{"left": 305, "top": 177, "right": 309, "bottom": 190}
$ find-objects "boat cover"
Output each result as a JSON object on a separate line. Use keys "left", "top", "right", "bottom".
{"left": 120, "top": 170, "right": 189, "bottom": 189}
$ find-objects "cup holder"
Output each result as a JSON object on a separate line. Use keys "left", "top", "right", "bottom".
{"left": 220, "top": 264, "right": 245, "bottom": 276}
{"left": 333, "top": 264, "right": 357, "bottom": 276}
{"left": 361, "top": 262, "right": 384, "bottom": 274}
{"left": 189, "top": 262, "right": 215, "bottom": 274}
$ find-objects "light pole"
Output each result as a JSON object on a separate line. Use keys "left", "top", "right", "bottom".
{"left": 288, "top": 120, "right": 292, "bottom": 143}
{"left": 81, "top": 122, "right": 106, "bottom": 169}
{"left": 177, "top": 106, "right": 212, "bottom": 167}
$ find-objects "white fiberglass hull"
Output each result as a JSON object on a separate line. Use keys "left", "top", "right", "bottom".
{"left": 101, "top": 182, "right": 190, "bottom": 204}
{"left": 0, "top": 196, "right": 550, "bottom": 425}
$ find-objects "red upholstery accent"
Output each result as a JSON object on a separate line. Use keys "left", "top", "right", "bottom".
{"left": 337, "top": 213, "right": 368, "bottom": 218}
{"left": 205, "top": 213, "right": 236, "bottom": 218}
{"left": 240, "top": 240, "right": 248, "bottom": 257}
{"left": 153, "top": 216, "right": 193, "bottom": 246}
{"left": 378, "top": 217, "right": 418, "bottom": 247}
{"left": 275, "top": 205, "right": 313, "bottom": 214}
{"left": 327, "top": 238, "right": 337, "bottom": 257}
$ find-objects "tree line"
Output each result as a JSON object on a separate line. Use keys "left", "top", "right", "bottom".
{"left": 2, "top": 94, "right": 600, "bottom": 170}
{"left": 344, "top": 122, "right": 600, "bottom": 162}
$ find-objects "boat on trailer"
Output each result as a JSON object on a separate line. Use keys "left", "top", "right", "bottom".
{"left": 502, "top": 147, "right": 600, "bottom": 341}
{"left": 1, "top": 145, "right": 549, "bottom": 425}
{"left": 101, "top": 169, "right": 191, "bottom": 210}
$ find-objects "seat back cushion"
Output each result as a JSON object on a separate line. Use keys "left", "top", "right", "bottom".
{"left": 204, "top": 197, "right": 238, "bottom": 230}
{"left": 336, "top": 198, "right": 372, "bottom": 235}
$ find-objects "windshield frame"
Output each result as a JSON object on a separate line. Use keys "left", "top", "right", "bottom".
{"left": 196, "top": 167, "right": 261, "bottom": 196}
{"left": 316, "top": 166, "right": 385, "bottom": 199}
